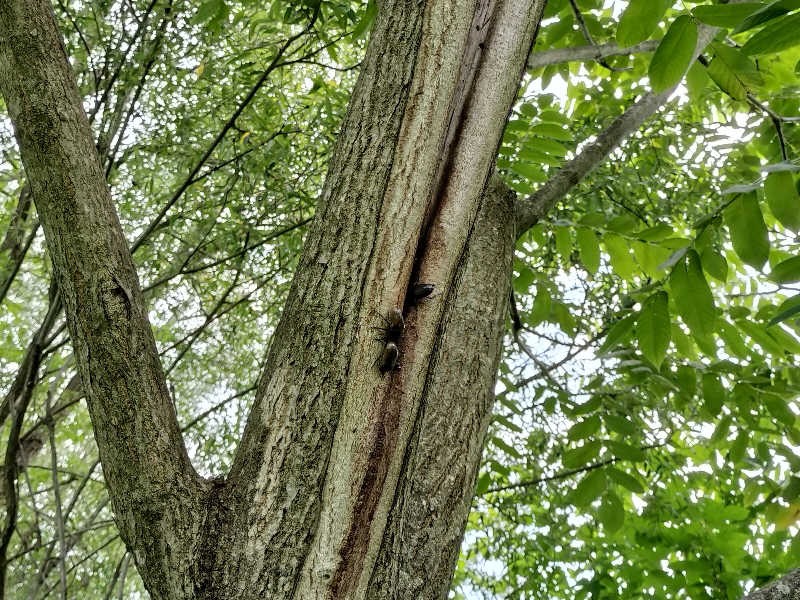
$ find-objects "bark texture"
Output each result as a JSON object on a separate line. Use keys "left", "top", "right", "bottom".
{"left": 366, "top": 175, "right": 516, "bottom": 600}
{"left": 742, "top": 570, "right": 800, "bottom": 600}
{"left": 0, "top": 1, "right": 206, "bottom": 598}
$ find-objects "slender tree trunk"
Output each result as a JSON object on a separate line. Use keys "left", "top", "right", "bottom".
{"left": 0, "top": 0, "right": 544, "bottom": 599}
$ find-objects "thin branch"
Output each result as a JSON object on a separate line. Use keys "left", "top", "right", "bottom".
{"left": 87, "top": 0, "right": 160, "bottom": 124}
{"left": 0, "top": 221, "right": 38, "bottom": 309}
{"left": 164, "top": 235, "right": 249, "bottom": 375}
{"left": 180, "top": 384, "right": 258, "bottom": 432}
{"left": 130, "top": 8, "right": 321, "bottom": 253}
{"left": 527, "top": 40, "right": 660, "bottom": 70}
{"left": 484, "top": 443, "right": 665, "bottom": 494}
{"left": 0, "top": 295, "right": 62, "bottom": 599}
{"left": 747, "top": 93, "right": 789, "bottom": 161}
{"left": 566, "top": 0, "right": 630, "bottom": 72}
{"left": 142, "top": 216, "right": 312, "bottom": 293}
{"left": 515, "top": 17, "right": 727, "bottom": 235}
{"left": 44, "top": 390, "right": 67, "bottom": 600}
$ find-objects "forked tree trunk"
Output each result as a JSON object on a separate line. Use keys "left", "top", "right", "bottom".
{"left": 0, "top": 0, "right": 544, "bottom": 598}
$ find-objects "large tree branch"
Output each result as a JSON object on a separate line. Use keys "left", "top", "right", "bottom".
{"left": 515, "top": 17, "right": 731, "bottom": 235}
{"left": 742, "top": 569, "right": 800, "bottom": 600}
{"left": 0, "top": 1, "right": 207, "bottom": 597}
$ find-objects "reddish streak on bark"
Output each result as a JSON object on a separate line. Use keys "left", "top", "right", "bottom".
{"left": 328, "top": 2, "right": 496, "bottom": 597}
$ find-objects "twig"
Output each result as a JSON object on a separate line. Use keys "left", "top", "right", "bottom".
{"left": 130, "top": 6, "right": 321, "bottom": 253}
{"left": 484, "top": 443, "right": 665, "bottom": 494}
{"left": 44, "top": 390, "right": 68, "bottom": 599}
{"left": 566, "top": 0, "right": 630, "bottom": 72}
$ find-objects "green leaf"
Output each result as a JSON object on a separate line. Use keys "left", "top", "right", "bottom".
{"left": 686, "top": 61, "right": 712, "bottom": 100}
{"left": 604, "top": 233, "right": 636, "bottom": 280}
{"left": 735, "top": 0, "right": 800, "bottom": 33}
{"left": 568, "top": 415, "right": 602, "bottom": 441}
{"left": 530, "top": 123, "right": 571, "bottom": 141}
{"left": 764, "top": 393, "right": 796, "bottom": 426}
{"left": 572, "top": 470, "right": 607, "bottom": 507}
{"left": 563, "top": 440, "right": 602, "bottom": 469}
{"left": 555, "top": 226, "right": 572, "bottom": 262}
{"left": 729, "top": 432, "right": 749, "bottom": 463}
{"left": 534, "top": 137, "right": 568, "bottom": 157}
{"left": 192, "top": 0, "right": 225, "bottom": 24}
{"left": 607, "top": 467, "right": 645, "bottom": 494}
{"left": 771, "top": 256, "right": 800, "bottom": 284}
{"left": 717, "top": 319, "right": 750, "bottom": 358}
{"left": 765, "top": 171, "right": 800, "bottom": 231}
{"left": 606, "top": 467, "right": 644, "bottom": 494}
{"left": 692, "top": 3, "right": 762, "bottom": 28}
{"left": 633, "top": 241, "right": 672, "bottom": 278}
{"left": 701, "top": 248, "right": 728, "bottom": 282}
{"left": 769, "top": 295, "right": 800, "bottom": 326}
{"left": 511, "top": 161, "right": 548, "bottom": 182}
{"left": 657, "top": 245, "right": 689, "bottom": 272}
{"left": 491, "top": 436, "right": 522, "bottom": 459}
{"left": 706, "top": 43, "right": 763, "bottom": 100}
{"left": 702, "top": 373, "right": 725, "bottom": 416}
{"left": 742, "top": 12, "right": 800, "bottom": 55}
{"left": 529, "top": 284, "right": 552, "bottom": 326}
{"left": 551, "top": 301, "right": 576, "bottom": 335}
{"left": 351, "top": 0, "right": 378, "bottom": 40}
{"left": 576, "top": 227, "right": 601, "bottom": 274}
{"left": 725, "top": 193, "right": 770, "bottom": 269}
{"left": 670, "top": 250, "right": 717, "bottom": 347}
{"left": 607, "top": 441, "right": 647, "bottom": 462}
{"left": 514, "top": 266, "right": 535, "bottom": 294}
{"left": 475, "top": 472, "right": 491, "bottom": 495}
{"left": 617, "top": 0, "right": 671, "bottom": 46}
{"left": 736, "top": 319, "right": 786, "bottom": 356}
{"left": 637, "top": 291, "right": 670, "bottom": 369}
{"left": 604, "top": 415, "right": 637, "bottom": 437}
{"left": 649, "top": 16, "right": 698, "bottom": 93}
{"left": 597, "top": 492, "right": 625, "bottom": 533}
{"left": 598, "top": 314, "right": 637, "bottom": 355}
{"left": 570, "top": 397, "right": 602, "bottom": 418}
{"left": 676, "top": 365, "right": 697, "bottom": 397}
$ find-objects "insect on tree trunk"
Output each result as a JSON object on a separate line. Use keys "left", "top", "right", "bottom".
{"left": 0, "top": 0, "right": 545, "bottom": 598}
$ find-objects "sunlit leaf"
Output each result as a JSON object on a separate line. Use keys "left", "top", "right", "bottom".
{"left": 692, "top": 3, "right": 762, "bottom": 28}
{"left": 724, "top": 192, "right": 770, "bottom": 269}
{"left": 649, "top": 16, "right": 698, "bottom": 93}
{"left": 597, "top": 492, "right": 625, "bottom": 533}
{"left": 670, "top": 251, "right": 717, "bottom": 348}
{"left": 617, "top": 0, "right": 671, "bottom": 46}
{"left": 637, "top": 291, "right": 670, "bottom": 369}
{"left": 572, "top": 470, "right": 607, "bottom": 507}
{"left": 742, "top": 12, "right": 800, "bottom": 55}
{"left": 765, "top": 171, "right": 800, "bottom": 231}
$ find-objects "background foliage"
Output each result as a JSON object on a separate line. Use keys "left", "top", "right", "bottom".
{"left": 1, "top": 0, "right": 799, "bottom": 598}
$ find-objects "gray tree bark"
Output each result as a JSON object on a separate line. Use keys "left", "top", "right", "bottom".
{"left": 0, "top": 0, "right": 543, "bottom": 598}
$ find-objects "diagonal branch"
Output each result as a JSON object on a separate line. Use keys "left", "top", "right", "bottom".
{"left": 515, "top": 12, "right": 741, "bottom": 235}
{"left": 130, "top": 11, "right": 320, "bottom": 253}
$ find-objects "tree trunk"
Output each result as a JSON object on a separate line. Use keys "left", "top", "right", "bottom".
{"left": 0, "top": 0, "right": 544, "bottom": 599}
